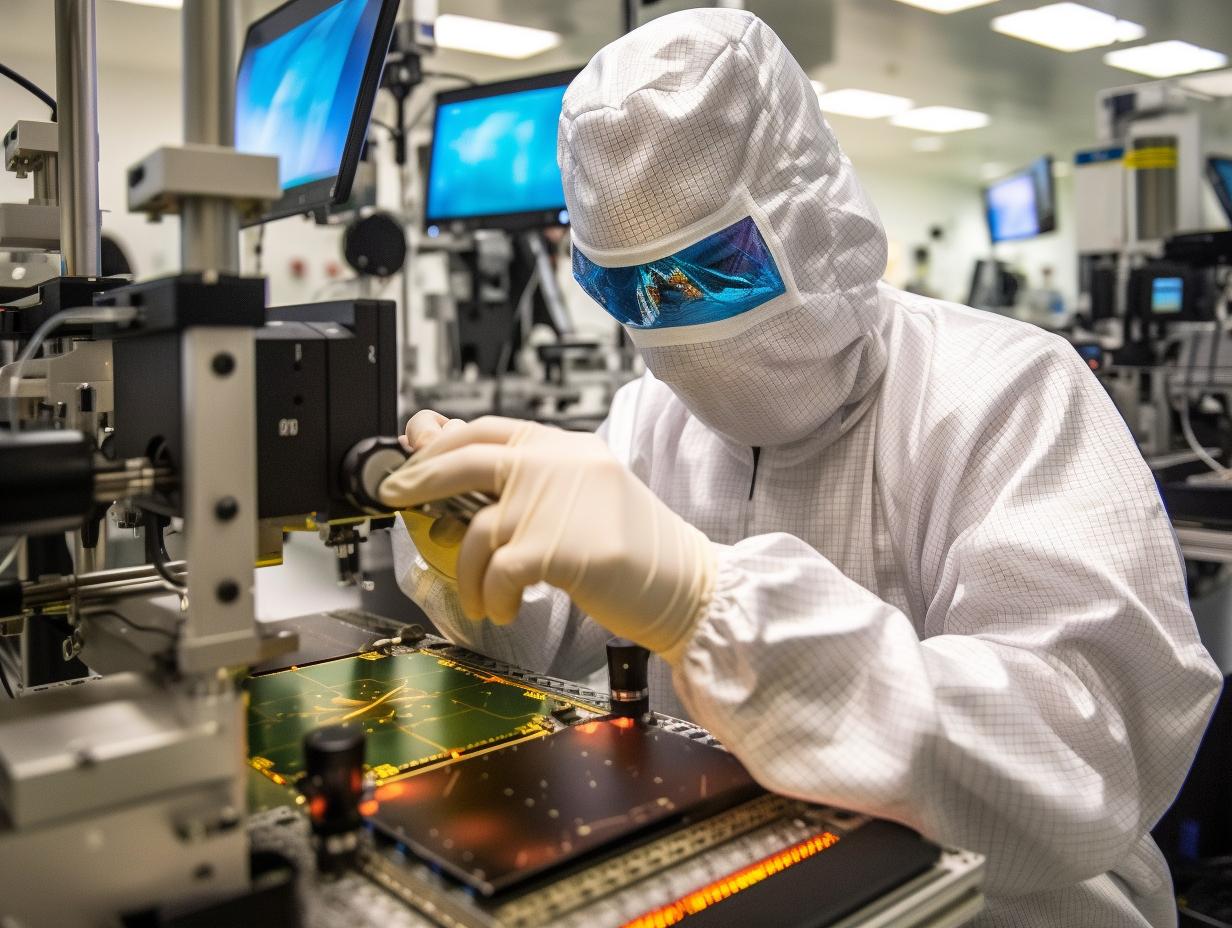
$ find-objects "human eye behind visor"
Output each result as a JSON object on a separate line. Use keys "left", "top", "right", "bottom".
{"left": 572, "top": 216, "right": 787, "bottom": 330}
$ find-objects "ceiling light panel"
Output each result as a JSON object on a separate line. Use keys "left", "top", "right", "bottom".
{"left": 1104, "top": 40, "right": 1228, "bottom": 78}
{"left": 815, "top": 89, "right": 914, "bottom": 119}
{"left": 992, "top": 3, "right": 1144, "bottom": 52}
{"left": 889, "top": 0, "right": 1001, "bottom": 12}
{"left": 434, "top": 14, "right": 562, "bottom": 60}
{"left": 891, "top": 106, "right": 991, "bottom": 133}
{"left": 1182, "top": 69, "right": 1232, "bottom": 97}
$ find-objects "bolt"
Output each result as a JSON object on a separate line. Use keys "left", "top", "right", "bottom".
{"left": 216, "top": 579, "right": 240, "bottom": 603}
{"left": 211, "top": 352, "right": 235, "bottom": 377}
{"left": 214, "top": 496, "right": 239, "bottom": 521}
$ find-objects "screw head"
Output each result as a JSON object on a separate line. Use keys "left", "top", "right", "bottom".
{"left": 214, "top": 496, "right": 239, "bottom": 521}
{"left": 211, "top": 352, "right": 235, "bottom": 377}
{"left": 216, "top": 579, "right": 240, "bottom": 603}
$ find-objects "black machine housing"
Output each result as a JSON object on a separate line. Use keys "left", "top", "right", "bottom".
{"left": 104, "top": 281, "right": 397, "bottom": 523}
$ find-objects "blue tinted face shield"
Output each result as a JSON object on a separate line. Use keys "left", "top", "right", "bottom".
{"left": 572, "top": 216, "right": 787, "bottom": 332}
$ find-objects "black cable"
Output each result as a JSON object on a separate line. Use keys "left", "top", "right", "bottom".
{"left": 422, "top": 71, "right": 476, "bottom": 86}
{"left": 89, "top": 609, "right": 179, "bottom": 639}
{"left": 254, "top": 222, "right": 266, "bottom": 276}
{"left": 0, "top": 62, "right": 56, "bottom": 120}
{"left": 370, "top": 118, "right": 395, "bottom": 134}
{"left": 143, "top": 510, "right": 186, "bottom": 590}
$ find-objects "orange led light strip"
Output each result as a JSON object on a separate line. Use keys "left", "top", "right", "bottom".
{"left": 620, "top": 831, "right": 841, "bottom": 928}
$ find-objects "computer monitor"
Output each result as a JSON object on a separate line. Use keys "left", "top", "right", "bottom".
{"left": 983, "top": 156, "right": 1057, "bottom": 243}
{"left": 1207, "top": 156, "right": 1232, "bottom": 224}
{"left": 424, "top": 70, "right": 578, "bottom": 234}
{"left": 235, "top": 0, "right": 398, "bottom": 225}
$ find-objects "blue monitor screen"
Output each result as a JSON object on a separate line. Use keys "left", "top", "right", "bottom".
{"left": 1211, "top": 157, "right": 1232, "bottom": 223}
{"left": 426, "top": 84, "right": 569, "bottom": 223}
{"left": 235, "top": 0, "right": 382, "bottom": 190}
{"left": 1152, "top": 276, "right": 1184, "bottom": 313}
{"left": 986, "top": 173, "right": 1040, "bottom": 242}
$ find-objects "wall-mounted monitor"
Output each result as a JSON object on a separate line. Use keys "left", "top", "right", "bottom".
{"left": 983, "top": 156, "right": 1057, "bottom": 243}
{"left": 424, "top": 70, "right": 579, "bottom": 235}
{"left": 1208, "top": 156, "right": 1232, "bottom": 225}
{"left": 235, "top": 0, "right": 398, "bottom": 225}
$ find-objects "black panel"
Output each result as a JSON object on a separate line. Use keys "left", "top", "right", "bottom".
{"left": 96, "top": 274, "right": 266, "bottom": 331}
{"left": 668, "top": 819, "right": 941, "bottom": 928}
{"left": 369, "top": 719, "right": 763, "bottom": 896}
{"left": 255, "top": 324, "right": 329, "bottom": 518}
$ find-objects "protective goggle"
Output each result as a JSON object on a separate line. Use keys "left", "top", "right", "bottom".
{"left": 572, "top": 216, "right": 786, "bottom": 331}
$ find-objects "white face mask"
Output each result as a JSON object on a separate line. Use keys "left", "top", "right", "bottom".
{"left": 559, "top": 9, "right": 891, "bottom": 446}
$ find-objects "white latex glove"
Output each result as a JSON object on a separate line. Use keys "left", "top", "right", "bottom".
{"left": 399, "top": 409, "right": 467, "bottom": 453}
{"left": 379, "top": 416, "right": 715, "bottom": 658}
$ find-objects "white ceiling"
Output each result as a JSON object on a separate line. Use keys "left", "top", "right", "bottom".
{"left": 1, "top": 0, "right": 1230, "bottom": 184}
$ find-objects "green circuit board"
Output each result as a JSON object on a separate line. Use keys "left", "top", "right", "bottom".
{"left": 245, "top": 650, "right": 562, "bottom": 785}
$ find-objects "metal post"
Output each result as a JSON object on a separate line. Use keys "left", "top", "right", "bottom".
{"left": 181, "top": 0, "right": 240, "bottom": 275}
{"left": 54, "top": 0, "right": 101, "bottom": 277}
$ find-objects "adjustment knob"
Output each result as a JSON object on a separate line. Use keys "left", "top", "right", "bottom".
{"left": 301, "top": 724, "right": 367, "bottom": 873}
{"left": 606, "top": 637, "right": 651, "bottom": 722}
{"left": 341, "top": 436, "right": 409, "bottom": 514}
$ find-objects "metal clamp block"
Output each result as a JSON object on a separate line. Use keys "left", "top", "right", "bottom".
{"left": 127, "top": 144, "right": 280, "bottom": 220}
{"left": 4, "top": 120, "right": 58, "bottom": 174}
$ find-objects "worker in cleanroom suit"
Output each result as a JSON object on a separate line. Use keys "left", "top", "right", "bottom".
{"left": 381, "top": 9, "right": 1222, "bottom": 926}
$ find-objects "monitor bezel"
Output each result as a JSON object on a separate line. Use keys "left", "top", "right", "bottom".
{"left": 237, "top": 0, "right": 399, "bottom": 227}
{"left": 983, "top": 155, "right": 1056, "bottom": 244}
{"left": 423, "top": 68, "right": 580, "bottom": 233}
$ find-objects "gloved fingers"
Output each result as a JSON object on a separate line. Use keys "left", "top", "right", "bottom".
{"left": 482, "top": 543, "right": 543, "bottom": 625}
{"left": 409, "top": 415, "right": 538, "bottom": 464}
{"left": 401, "top": 409, "right": 450, "bottom": 453}
{"left": 455, "top": 505, "right": 509, "bottom": 621}
{"left": 379, "top": 443, "right": 513, "bottom": 508}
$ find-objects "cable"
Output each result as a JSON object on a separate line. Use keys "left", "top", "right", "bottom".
{"left": 87, "top": 609, "right": 179, "bottom": 640}
{"left": 0, "top": 537, "right": 21, "bottom": 576}
{"left": 144, "top": 510, "right": 186, "bottom": 591}
{"left": 422, "top": 71, "right": 476, "bottom": 86}
{"left": 1180, "top": 403, "right": 1228, "bottom": 474}
{"left": 1, "top": 305, "right": 139, "bottom": 398}
{"left": 254, "top": 222, "right": 266, "bottom": 276}
{"left": 0, "top": 62, "right": 56, "bottom": 120}
{"left": 0, "top": 660, "right": 12, "bottom": 699}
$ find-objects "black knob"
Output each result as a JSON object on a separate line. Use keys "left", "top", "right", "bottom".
{"left": 606, "top": 637, "right": 651, "bottom": 722}
{"left": 301, "top": 724, "right": 367, "bottom": 873}
{"left": 340, "top": 436, "right": 409, "bottom": 514}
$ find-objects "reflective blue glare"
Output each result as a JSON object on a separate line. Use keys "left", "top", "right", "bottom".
{"left": 427, "top": 84, "right": 568, "bottom": 221}
{"left": 235, "top": 0, "right": 382, "bottom": 190}
{"left": 572, "top": 217, "right": 786, "bottom": 330}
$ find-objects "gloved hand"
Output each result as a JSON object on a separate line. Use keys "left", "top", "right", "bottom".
{"left": 399, "top": 409, "right": 466, "bottom": 453}
{"left": 379, "top": 415, "right": 716, "bottom": 658}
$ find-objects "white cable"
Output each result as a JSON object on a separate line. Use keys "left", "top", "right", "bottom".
{"left": 1, "top": 306, "right": 138, "bottom": 398}
{"left": 0, "top": 538, "right": 21, "bottom": 576}
{"left": 1179, "top": 401, "right": 1228, "bottom": 474}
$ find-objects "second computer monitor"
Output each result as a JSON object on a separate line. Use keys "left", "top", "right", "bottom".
{"left": 424, "top": 69, "right": 579, "bottom": 235}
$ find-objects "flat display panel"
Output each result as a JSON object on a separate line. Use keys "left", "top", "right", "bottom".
{"left": 369, "top": 717, "right": 763, "bottom": 895}
{"left": 1151, "top": 276, "right": 1184, "bottom": 313}
{"left": 424, "top": 70, "right": 577, "bottom": 232}
{"left": 1208, "top": 156, "right": 1232, "bottom": 224}
{"left": 984, "top": 156, "right": 1056, "bottom": 243}
{"left": 235, "top": 0, "right": 397, "bottom": 223}
{"left": 245, "top": 651, "right": 561, "bottom": 785}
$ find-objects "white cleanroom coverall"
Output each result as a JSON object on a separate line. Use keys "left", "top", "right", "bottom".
{"left": 392, "top": 8, "right": 1222, "bottom": 926}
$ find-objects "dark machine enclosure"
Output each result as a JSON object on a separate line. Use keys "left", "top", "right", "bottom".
{"left": 112, "top": 299, "right": 396, "bottom": 521}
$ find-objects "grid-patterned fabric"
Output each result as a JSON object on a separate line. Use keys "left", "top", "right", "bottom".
{"left": 395, "top": 10, "right": 1222, "bottom": 926}
{"left": 558, "top": 9, "right": 888, "bottom": 447}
